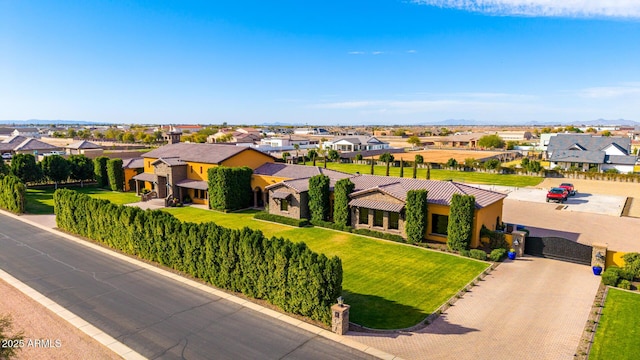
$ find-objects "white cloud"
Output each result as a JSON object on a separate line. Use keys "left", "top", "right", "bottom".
{"left": 412, "top": 0, "right": 640, "bottom": 18}
{"left": 407, "top": 49, "right": 417, "bottom": 53}
{"left": 372, "top": 51, "right": 384, "bottom": 55}
{"left": 580, "top": 83, "right": 640, "bottom": 98}
{"left": 348, "top": 51, "right": 365, "bottom": 55}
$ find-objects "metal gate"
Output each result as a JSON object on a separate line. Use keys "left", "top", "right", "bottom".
{"left": 525, "top": 236, "right": 592, "bottom": 265}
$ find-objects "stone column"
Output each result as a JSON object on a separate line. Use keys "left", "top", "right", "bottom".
{"left": 511, "top": 231, "right": 526, "bottom": 257}
{"left": 592, "top": 243, "right": 608, "bottom": 270}
{"left": 331, "top": 303, "right": 350, "bottom": 335}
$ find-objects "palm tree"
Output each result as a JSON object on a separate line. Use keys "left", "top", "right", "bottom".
{"left": 293, "top": 143, "right": 300, "bottom": 164}
{"left": 370, "top": 156, "right": 375, "bottom": 175}
{"left": 308, "top": 149, "right": 318, "bottom": 166}
{"left": 399, "top": 159, "right": 404, "bottom": 178}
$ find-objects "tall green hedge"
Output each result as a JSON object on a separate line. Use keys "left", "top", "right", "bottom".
{"left": 107, "top": 158, "right": 124, "bottom": 191}
{"left": 447, "top": 194, "right": 476, "bottom": 251}
{"left": 0, "top": 175, "right": 26, "bottom": 213}
{"left": 94, "top": 156, "right": 109, "bottom": 188}
{"left": 53, "top": 189, "right": 342, "bottom": 324}
{"left": 333, "top": 178, "right": 355, "bottom": 227}
{"left": 308, "top": 174, "right": 330, "bottom": 222}
{"left": 207, "top": 166, "right": 253, "bottom": 211}
{"left": 405, "top": 190, "right": 428, "bottom": 244}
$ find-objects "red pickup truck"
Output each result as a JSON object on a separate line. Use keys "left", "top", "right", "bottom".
{"left": 558, "top": 183, "right": 576, "bottom": 196}
{"left": 546, "top": 187, "right": 569, "bottom": 203}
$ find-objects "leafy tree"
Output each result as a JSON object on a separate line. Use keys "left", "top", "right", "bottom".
{"left": 66, "top": 128, "right": 77, "bottom": 138}
{"left": 0, "top": 314, "right": 24, "bottom": 359}
{"left": 407, "top": 135, "right": 421, "bottom": 149}
{"left": 282, "top": 151, "right": 290, "bottom": 163}
{"left": 405, "top": 190, "right": 428, "bottom": 244}
{"left": 333, "top": 178, "right": 355, "bottom": 227}
{"left": 328, "top": 149, "right": 340, "bottom": 163}
{"left": 107, "top": 158, "right": 124, "bottom": 191}
{"left": 447, "top": 194, "right": 476, "bottom": 251}
{"left": 41, "top": 155, "right": 70, "bottom": 189}
{"left": 602, "top": 130, "right": 612, "bottom": 137}
{"left": 413, "top": 154, "right": 423, "bottom": 178}
{"left": 293, "top": 143, "right": 300, "bottom": 163}
{"left": 464, "top": 158, "right": 476, "bottom": 168}
{"left": 478, "top": 134, "right": 505, "bottom": 149}
{"left": 308, "top": 174, "right": 330, "bottom": 222}
{"left": 526, "top": 160, "right": 542, "bottom": 173}
{"left": 10, "top": 153, "right": 42, "bottom": 184}
{"left": 506, "top": 141, "right": 517, "bottom": 150}
{"left": 354, "top": 153, "right": 363, "bottom": 161}
{"left": 308, "top": 149, "right": 318, "bottom": 166}
{"left": 0, "top": 158, "right": 8, "bottom": 176}
{"left": 484, "top": 158, "right": 500, "bottom": 170}
{"left": 0, "top": 175, "right": 26, "bottom": 213}
{"left": 446, "top": 158, "right": 458, "bottom": 168}
{"left": 393, "top": 128, "right": 406, "bottom": 136}
{"left": 122, "top": 133, "right": 135, "bottom": 143}
{"left": 93, "top": 156, "right": 109, "bottom": 188}
{"left": 68, "top": 155, "right": 94, "bottom": 187}
{"left": 379, "top": 152, "right": 394, "bottom": 176}
{"left": 585, "top": 127, "right": 597, "bottom": 133}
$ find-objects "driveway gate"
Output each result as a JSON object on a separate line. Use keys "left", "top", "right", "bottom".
{"left": 525, "top": 236, "right": 592, "bottom": 265}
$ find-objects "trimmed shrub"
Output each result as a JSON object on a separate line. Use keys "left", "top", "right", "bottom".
{"left": 10, "top": 153, "right": 43, "bottom": 184}
{"left": 254, "top": 212, "right": 310, "bottom": 227}
{"left": 618, "top": 279, "right": 632, "bottom": 290}
{"left": 405, "top": 190, "right": 428, "bottom": 244}
{"left": 352, "top": 228, "right": 405, "bottom": 243}
{"left": 602, "top": 267, "right": 621, "bottom": 286}
{"left": 0, "top": 175, "right": 26, "bottom": 213}
{"left": 54, "top": 189, "right": 342, "bottom": 324}
{"left": 469, "top": 249, "right": 487, "bottom": 261}
{"left": 447, "top": 194, "right": 476, "bottom": 251}
{"left": 311, "top": 220, "right": 351, "bottom": 233}
{"left": 208, "top": 166, "right": 253, "bottom": 211}
{"left": 93, "top": 156, "right": 109, "bottom": 188}
{"left": 622, "top": 252, "right": 640, "bottom": 279}
{"left": 106, "top": 158, "right": 124, "bottom": 191}
{"left": 459, "top": 249, "right": 470, "bottom": 258}
{"left": 308, "top": 174, "right": 330, "bottom": 222}
{"left": 489, "top": 248, "right": 507, "bottom": 262}
{"left": 333, "top": 178, "right": 355, "bottom": 227}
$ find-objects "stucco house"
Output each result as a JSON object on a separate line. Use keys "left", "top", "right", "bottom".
{"left": 0, "top": 136, "right": 59, "bottom": 155}
{"left": 64, "top": 140, "right": 103, "bottom": 155}
{"left": 132, "top": 143, "right": 275, "bottom": 204}
{"left": 546, "top": 134, "right": 637, "bottom": 173}
{"left": 322, "top": 136, "right": 389, "bottom": 152}
{"left": 260, "top": 164, "right": 506, "bottom": 248}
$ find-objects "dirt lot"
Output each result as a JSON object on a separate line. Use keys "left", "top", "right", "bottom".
{"left": 386, "top": 149, "right": 507, "bottom": 163}
{"left": 0, "top": 279, "right": 120, "bottom": 360}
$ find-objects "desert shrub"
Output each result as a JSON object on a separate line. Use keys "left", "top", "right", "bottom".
{"left": 602, "top": 267, "right": 621, "bottom": 286}
{"left": 254, "top": 212, "right": 310, "bottom": 227}
{"left": 489, "top": 248, "right": 507, "bottom": 262}
{"left": 469, "top": 249, "right": 487, "bottom": 261}
{"left": 618, "top": 279, "right": 632, "bottom": 290}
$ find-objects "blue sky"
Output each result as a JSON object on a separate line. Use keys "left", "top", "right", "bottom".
{"left": 1, "top": 0, "right": 640, "bottom": 125}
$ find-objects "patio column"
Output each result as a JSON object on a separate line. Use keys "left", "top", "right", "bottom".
{"left": 254, "top": 190, "right": 258, "bottom": 208}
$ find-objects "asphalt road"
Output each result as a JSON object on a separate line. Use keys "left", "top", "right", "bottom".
{"left": 0, "top": 214, "right": 375, "bottom": 360}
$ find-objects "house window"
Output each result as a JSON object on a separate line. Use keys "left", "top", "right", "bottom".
{"left": 200, "top": 166, "right": 203, "bottom": 174}
{"left": 194, "top": 189, "right": 208, "bottom": 199}
{"left": 280, "top": 199, "right": 289, "bottom": 211}
{"left": 359, "top": 208, "right": 369, "bottom": 224}
{"left": 190, "top": 166, "right": 193, "bottom": 173}
{"left": 389, "top": 212, "right": 399, "bottom": 230}
{"left": 431, "top": 214, "right": 449, "bottom": 236}
{"left": 373, "top": 210, "right": 384, "bottom": 227}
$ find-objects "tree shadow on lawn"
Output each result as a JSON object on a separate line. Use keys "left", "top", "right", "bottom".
{"left": 25, "top": 191, "right": 55, "bottom": 214}
{"left": 343, "top": 290, "right": 431, "bottom": 331}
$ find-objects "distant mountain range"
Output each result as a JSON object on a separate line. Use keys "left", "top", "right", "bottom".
{"left": 1, "top": 118, "right": 638, "bottom": 127}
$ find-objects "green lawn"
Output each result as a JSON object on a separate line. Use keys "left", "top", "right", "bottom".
{"left": 318, "top": 162, "right": 544, "bottom": 187}
{"left": 25, "top": 185, "right": 141, "bottom": 214}
{"left": 590, "top": 288, "right": 640, "bottom": 360}
{"left": 163, "top": 207, "right": 488, "bottom": 329}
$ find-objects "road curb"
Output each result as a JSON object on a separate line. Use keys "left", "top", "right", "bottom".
{"left": 0, "top": 210, "right": 402, "bottom": 360}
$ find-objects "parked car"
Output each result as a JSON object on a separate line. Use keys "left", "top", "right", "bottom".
{"left": 559, "top": 183, "right": 576, "bottom": 196}
{"left": 1, "top": 153, "right": 12, "bottom": 160}
{"left": 546, "top": 187, "right": 569, "bottom": 203}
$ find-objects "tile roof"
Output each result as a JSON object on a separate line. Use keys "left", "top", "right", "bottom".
{"left": 132, "top": 172, "right": 156, "bottom": 182}
{"left": 607, "top": 155, "right": 638, "bottom": 165}
{"left": 152, "top": 157, "right": 187, "bottom": 167}
{"left": 65, "top": 140, "right": 102, "bottom": 149}
{"left": 547, "top": 134, "right": 631, "bottom": 154}
{"left": 348, "top": 198, "right": 404, "bottom": 212}
{"left": 14, "top": 138, "right": 57, "bottom": 151}
{"left": 122, "top": 157, "right": 145, "bottom": 169}
{"left": 143, "top": 143, "right": 273, "bottom": 164}
{"left": 176, "top": 179, "right": 208, "bottom": 190}
{"left": 271, "top": 191, "right": 292, "bottom": 199}
{"left": 549, "top": 150, "right": 605, "bottom": 164}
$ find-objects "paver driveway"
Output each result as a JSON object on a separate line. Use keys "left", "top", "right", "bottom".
{"left": 346, "top": 257, "right": 600, "bottom": 360}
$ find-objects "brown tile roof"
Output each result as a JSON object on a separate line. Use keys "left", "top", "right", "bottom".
{"left": 349, "top": 175, "right": 506, "bottom": 208}
{"left": 122, "top": 157, "right": 144, "bottom": 169}
{"left": 65, "top": 140, "right": 102, "bottom": 149}
{"left": 143, "top": 143, "right": 273, "bottom": 164}
{"left": 349, "top": 198, "right": 404, "bottom": 212}
{"left": 14, "top": 138, "right": 58, "bottom": 151}
{"left": 152, "top": 157, "right": 187, "bottom": 167}
{"left": 271, "top": 191, "right": 292, "bottom": 199}
{"left": 133, "top": 172, "right": 156, "bottom": 182}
